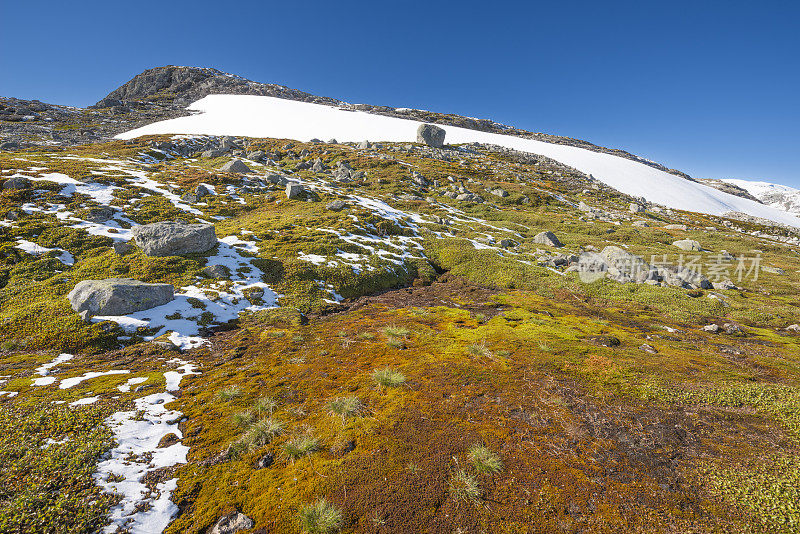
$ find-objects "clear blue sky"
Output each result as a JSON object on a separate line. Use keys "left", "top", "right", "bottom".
{"left": 2, "top": 0, "right": 798, "bottom": 186}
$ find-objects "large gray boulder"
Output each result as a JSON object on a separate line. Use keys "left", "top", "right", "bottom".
{"left": 601, "top": 246, "right": 657, "bottom": 283}
{"left": 132, "top": 222, "right": 217, "bottom": 257}
{"left": 68, "top": 278, "right": 174, "bottom": 317}
{"left": 220, "top": 159, "right": 252, "bottom": 174}
{"left": 416, "top": 123, "right": 446, "bottom": 148}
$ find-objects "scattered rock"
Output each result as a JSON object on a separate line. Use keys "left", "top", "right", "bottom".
{"left": 67, "top": 278, "right": 174, "bottom": 317}
{"left": 286, "top": 182, "right": 304, "bottom": 199}
{"left": 112, "top": 241, "right": 134, "bottom": 255}
{"left": 255, "top": 451, "right": 274, "bottom": 469}
{"left": 629, "top": 203, "right": 645, "bottom": 213}
{"left": 208, "top": 511, "right": 254, "bottom": 534}
{"left": 203, "top": 264, "right": 231, "bottom": 278}
{"left": 664, "top": 224, "right": 687, "bottom": 231}
{"left": 533, "top": 231, "right": 563, "bottom": 248}
{"left": 702, "top": 324, "right": 720, "bottom": 333}
{"left": 640, "top": 343, "right": 658, "bottom": 354}
{"left": 357, "top": 140, "right": 371, "bottom": 149}
{"left": 326, "top": 200, "right": 348, "bottom": 211}
{"left": 672, "top": 239, "right": 702, "bottom": 251}
{"left": 85, "top": 206, "right": 115, "bottom": 222}
{"left": 490, "top": 188, "right": 509, "bottom": 198}
{"left": 761, "top": 265, "right": 785, "bottom": 275}
{"left": 712, "top": 279, "right": 737, "bottom": 290}
{"left": 588, "top": 335, "right": 621, "bottom": 347}
{"left": 220, "top": 159, "right": 252, "bottom": 174}
{"left": 723, "top": 323, "right": 744, "bottom": 335}
{"left": 416, "top": 123, "right": 446, "bottom": 148}
{"left": 3, "top": 176, "right": 31, "bottom": 190}
{"left": 202, "top": 148, "right": 225, "bottom": 158}
{"left": 786, "top": 324, "right": 800, "bottom": 333}
{"left": 132, "top": 222, "right": 217, "bottom": 257}
{"left": 632, "top": 220, "right": 649, "bottom": 227}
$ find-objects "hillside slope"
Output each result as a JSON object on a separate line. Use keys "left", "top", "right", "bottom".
{"left": 724, "top": 178, "right": 800, "bottom": 216}
{"left": 118, "top": 94, "right": 800, "bottom": 228}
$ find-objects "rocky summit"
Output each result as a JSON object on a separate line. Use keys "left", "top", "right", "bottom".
{"left": 1, "top": 66, "right": 800, "bottom": 534}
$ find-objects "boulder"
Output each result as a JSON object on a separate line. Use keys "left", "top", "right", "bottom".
{"left": 326, "top": 200, "right": 348, "bottom": 211}
{"left": 265, "top": 173, "right": 287, "bottom": 186}
{"left": 202, "top": 149, "right": 225, "bottom": 158}
{"left": 220, "top": 159, "right": 252, "bottom": 174}
{"left": 600, "top": 246, "right": 656, "bottom": 283}
{"left": 578, "top": 201, "right": 593, "bottom": 212}
{"left": 357, "top": 140, "right": 371, "bottom": 149}
{"left": 68, "top": 278, "right": 174, "bottom": 317}
{"left": 3, "top": 176, "right": 31, "bottom": 190}
{"left": 416, "top": 123, "right": 446, "bottom": 148}
{"left": 672, "top": 239, "right": 702, "bottom": 251}
{"left": 286, "top": 183, "right": 304, "bottom": 199}
{"left": 132, "top": 222, "right": 217, "bottom": 257}
{"left": 208, "top": 511, "right": 254, "bottom": 534}
{"left": 490, "top": 188, "right": 509, "bottom": 198}
{"left": 629, "top": 203, "right": 645, "bottom": 213}
{"left": 664, "top": 224, "right": 688, "bottom": 230}
{"left": 632, "top": 220, "right": 649, "bottom": 227}
{"left": 533, "top": 231, "right": 564, "bottom": 248}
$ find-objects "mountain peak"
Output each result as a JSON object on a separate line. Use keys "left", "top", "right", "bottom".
{"left": 93, "top": 65, "right": 342, "bottom": 108}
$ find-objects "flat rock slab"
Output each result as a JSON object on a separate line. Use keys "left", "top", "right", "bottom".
{"left": 132, "top": 221, "right": 217, "bottom": 257}
{"left": 68, "top": 278, "right": 174, "bottom": 317}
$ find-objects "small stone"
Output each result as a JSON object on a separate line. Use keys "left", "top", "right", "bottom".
{"left": 702, "top": 324, "right": 720, "bottom": 333}
{"left": 640, "top": 344, "right": 658, "bottom": 354}
{"left": 255, "top": 451, "right": 274, "bottom": 469}
{"left": 786, "top": 324, "right": 800, "bottom": 332}
{"left": 664, "top": 224, "right": 688, "bottom": 230}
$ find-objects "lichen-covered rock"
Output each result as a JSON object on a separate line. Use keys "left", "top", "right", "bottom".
{"left": 132, "top": 222, "right": 217, "bottom": 257}
{"left": 326, "top": 200, "right": 348, "bottom": 211}
{"left": 67, "top": 278, "right": 174, "bottom": 317}
{"left": 416, "top": 123, "right": 446, "bottom": 148}
{"left": 208, "top": 511, "right": 254, "bottom": 534}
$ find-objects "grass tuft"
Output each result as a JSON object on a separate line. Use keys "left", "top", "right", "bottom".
{"left": 283, "top": 434, "right": 320, "bottom": 461}
{"left": 371, "top": 367, "right": 406, "bottom": 388}
{"left": 449, "top": 469, "right": 482, "bottom": 503}
{"left": 299, "top": 498, "right": 343, "bottom": 534}
{"left": 467, "top": 443, "right": 503, "bottom": 474}
{"left": 217, "top": 385, "right": 242, "bottom": 401}
{"left": 327, "top": 396, "right": 363, "bottom": 420}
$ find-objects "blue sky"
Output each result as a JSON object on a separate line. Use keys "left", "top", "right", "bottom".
{"left": 2, "top": 0, "right": 798, "bottom": 186}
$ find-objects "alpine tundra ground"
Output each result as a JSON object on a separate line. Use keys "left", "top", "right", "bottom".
{"left": 1, "top": 133, "right": 799, "bottom": 533}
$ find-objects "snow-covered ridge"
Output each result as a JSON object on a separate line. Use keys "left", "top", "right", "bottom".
{"left": 722, "top": 179, "right": 800, "bottom": 217}
{"left": 117, "top": 95, "right": 800, "bottom": 228}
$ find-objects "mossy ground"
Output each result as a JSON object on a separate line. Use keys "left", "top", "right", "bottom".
{"left": 1, "top": 136, "right": 799, "bottom": 532}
